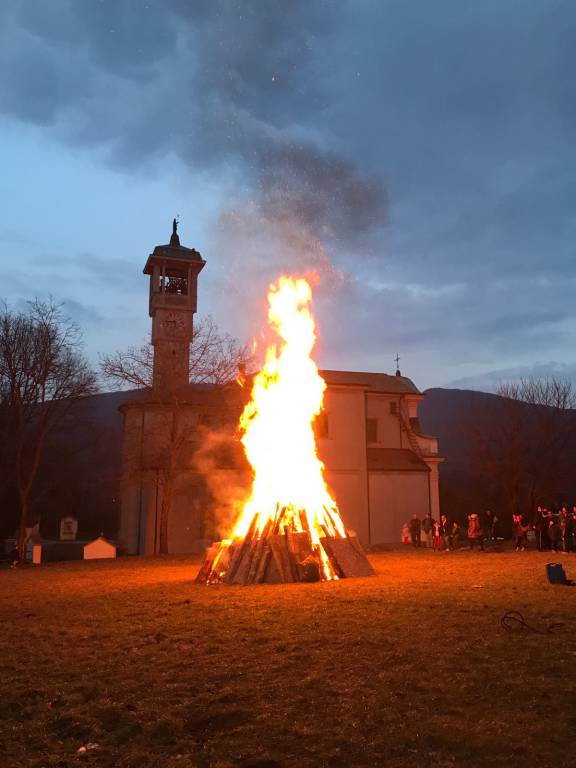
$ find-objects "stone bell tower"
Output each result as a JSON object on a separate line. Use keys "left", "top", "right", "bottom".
{"left": 143, "top": 220, "right": 206, "bottom": 390}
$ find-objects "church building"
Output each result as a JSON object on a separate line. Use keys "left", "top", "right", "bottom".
{"left": 118, "top": 225, "right": 443, "bottom": 555}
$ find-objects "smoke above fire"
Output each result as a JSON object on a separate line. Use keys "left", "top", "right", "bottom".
{"left": 1, "top": 1, "right": 387, "bottom": 279}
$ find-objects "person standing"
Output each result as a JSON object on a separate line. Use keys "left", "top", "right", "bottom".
{"left": 535, "top": 506, "right": 549, "bottom": 551}
{"left": 439, "top": 514, "right": 451, "bottom": 551}
{"left": 560, "top": 507, "right": 574, "bottom": 553}
{"left": 409, "top": 514, "right": 421, "bottom": 548}
{"left": 450, "top": 521, "right": 461, "bottom": 551}
{"left": 484, "top": 510, "right": 497, "bottom": 541}
{"left": 548, "top": 517, "right": 561, "bottom": 553}
{"left": 467, "top": 514, "right": 484, "bottom": 551}
{"left": 513, "top": 514, "right": 529, "bottom": 551}
{"left": 432, "top": 519, "right": 443, "bottom": 550}
{"left": 422, "top": 512, "right": 436, "bottom": 549}
{"left": 402, "top": 522, "right": 411, "bottom": 545}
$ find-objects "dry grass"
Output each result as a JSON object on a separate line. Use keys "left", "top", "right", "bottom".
{"left": 1, "top": 548, "right": 576, "bottom": 768}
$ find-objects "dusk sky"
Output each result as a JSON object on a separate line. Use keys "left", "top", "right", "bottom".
{"left": 1, "top": 1, "right": 575, "bottom": 389}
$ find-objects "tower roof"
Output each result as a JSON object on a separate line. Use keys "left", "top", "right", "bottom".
{"left": 143, "top": 220, "right": 205, "bottom": 275}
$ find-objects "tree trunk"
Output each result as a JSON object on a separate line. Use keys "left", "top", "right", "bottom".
{"left": 17, "top": 492, "right": 29, "bottom": 562}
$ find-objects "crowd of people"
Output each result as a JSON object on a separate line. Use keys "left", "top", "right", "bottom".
{"left": 402, "top": 506, "right": 576, "bottom": 552}
{"left": 530, "top": 506, "right": 576, "bottom": 552}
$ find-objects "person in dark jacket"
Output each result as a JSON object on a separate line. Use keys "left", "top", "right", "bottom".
{"left": 560, "top": 507, "right": 574, "bottom": 553}
{"left": 535, "top": 506, "right": 550, "bottom": 551}
{"left": 439, "top": 514, "right": 451, "bottom": 551}
{"left": 450, "top": 521, "right": 461, "bottom": 551}
{"left": 422, "top": 512, "right": 436, "bottom": 548}
{"left": 409, "top": 514, "right": 421, "bottom": 548}
{"left": 548, "top": 517, "right": 561, "bottom": 552}
{"left": 484, "top": 510, "right": 497, "bottom": 541}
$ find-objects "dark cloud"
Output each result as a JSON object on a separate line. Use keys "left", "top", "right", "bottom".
{"left": 1, "top": 0, "right": 384, "bottom": 251}
{"left": 1, "top": 0, "right": 576, "bottom": 386}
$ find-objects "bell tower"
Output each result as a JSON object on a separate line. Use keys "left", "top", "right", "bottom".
{"left": 143, "top": 220, "right": 206, "bottom": 391}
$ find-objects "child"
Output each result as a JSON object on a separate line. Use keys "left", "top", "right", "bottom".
{"left": 432, "top": 520, "right": 443, "bottom": 550}
{"left": 401, "top": 522, "right": 411, "bottom": 545}
{"left": 450, "top": 521, "right": 461, "bottom": 551}
{"left": 513, "top": 514, "right": 530, "bottom": 551}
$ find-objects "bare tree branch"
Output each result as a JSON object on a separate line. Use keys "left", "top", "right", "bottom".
{"left": 100, "top": 316, "right": 251, "bottom": 390}
{"left": 0, "top": 299, "right": 97, "bottom": 559}
{"left": 496, "top": 377, "right": 576, "bottom": 409}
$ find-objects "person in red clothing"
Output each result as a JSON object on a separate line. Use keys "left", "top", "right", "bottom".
{"left": 467, "top": 513, "right": 484, "bottom": 551}
{"left": 513, "top": 514, "right": 530, "bottom": 551}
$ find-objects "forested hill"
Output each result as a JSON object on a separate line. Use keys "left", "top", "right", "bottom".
{"left": 419, "top": 387, "right": 503, "bottom": 459}
{"left": 420, "top": 387, "right": 576, "bottom": 523}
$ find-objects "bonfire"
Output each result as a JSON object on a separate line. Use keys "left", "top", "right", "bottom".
{"left": 197, "top": 276, "right": 373, "bottom": 584}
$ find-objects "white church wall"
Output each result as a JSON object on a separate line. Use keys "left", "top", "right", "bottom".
{"left": 369, "top": 472, "right": 431, "bottom": 544}
{"left": 319, "top": 388, "right": 365, "bottom": 470}
{"left": 325, "top": 470, "right": 369, "bottom": 544}
{"left": 319, "top": 387, "right": 370, "bottom": 544}
{"left": 365, "top": 394, "right": 402, "bottom": 448}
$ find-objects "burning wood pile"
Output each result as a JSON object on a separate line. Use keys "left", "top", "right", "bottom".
{"left": 196, "top": 505, "right": 373, "bottom": 584}
{"left": 197, "top": 276, "right": 374, "bottom": 585}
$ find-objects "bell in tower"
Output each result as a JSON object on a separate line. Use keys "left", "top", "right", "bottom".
{"left": 143, "top": 219, "right": 206, "bottom": 391}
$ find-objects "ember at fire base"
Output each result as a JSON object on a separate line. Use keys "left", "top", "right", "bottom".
{"left": 196, "top": 506, "right": 374, "bottom": 585}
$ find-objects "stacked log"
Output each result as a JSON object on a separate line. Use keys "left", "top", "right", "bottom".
{"left": 196, "top": 506, "right": 374, "bottom": 585}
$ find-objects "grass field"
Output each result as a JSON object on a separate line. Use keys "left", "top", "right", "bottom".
{"left": 1, "top": 548, "right": 576, "bottom": 768}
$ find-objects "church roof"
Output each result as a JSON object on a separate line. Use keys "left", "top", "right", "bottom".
{"left": 143, "top": 221, "right": 205, "bottom": 274}
{"left": 320, "top": 369, "right": 421, "bottom": 395}
{"left": 367, "top": 448, "right": 430, "bottom": 472}
{"left": 143, "top": 243, "right": 205, "bottom": 274}
{"left": 118, "top": 368, "right": 421, "bottom": 411}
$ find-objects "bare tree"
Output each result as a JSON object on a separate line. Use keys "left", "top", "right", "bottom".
{"left": 496, "top": 378, "right": 576, "bottom": 410}
{"left": 100, "top": 316, "right": 249, "bottom": 554}
{"left": 0, "top": 300, "right": 97, "bottom": 559}
{"left": 466, "top": 377, "right": 576, "bottom": 524}
{"left": 100, "top": 315, "right": 248, "bottom": 389}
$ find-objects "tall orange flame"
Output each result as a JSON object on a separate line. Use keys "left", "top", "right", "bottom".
{"left": 229, "top": 276, "right": 345, "bottom": 579}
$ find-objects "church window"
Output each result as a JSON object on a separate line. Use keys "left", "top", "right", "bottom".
{"left": 366, "top": 418, "right": 378, "bottom": 443}
{"left": 389, "top": 402, "right": 398, "bottom": 415}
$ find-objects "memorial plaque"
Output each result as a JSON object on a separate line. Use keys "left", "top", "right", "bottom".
{"left": 59, "top": 515, "right": 78, "bottom": 541}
